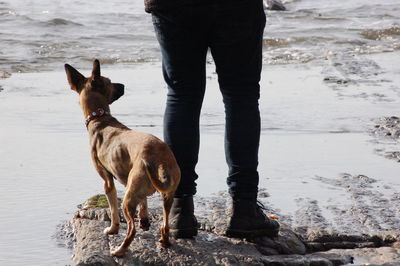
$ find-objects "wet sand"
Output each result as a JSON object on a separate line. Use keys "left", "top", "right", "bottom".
{"left": 1, "top": 51, "right": 400, "bottom": 265}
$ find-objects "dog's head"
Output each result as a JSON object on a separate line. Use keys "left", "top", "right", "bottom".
{"left": 65, "top": 59, "right": 124, "bottom": 104}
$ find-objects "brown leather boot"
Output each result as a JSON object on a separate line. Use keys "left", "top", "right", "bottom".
{"left": 169, "top": 196, "right": 198, "bottom": 238}
{"left": 226, "top": 198, "right": 279, "bottom": 238}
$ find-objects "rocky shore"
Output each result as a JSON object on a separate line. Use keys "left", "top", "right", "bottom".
{"left": 59, "top": 191, "right": 400, "bottom": 266}
{"left": 374, "top": 116, "right": 400, "bottom": 141}
{"left": 373, "top": 116, "right": 400, "bottom": 163}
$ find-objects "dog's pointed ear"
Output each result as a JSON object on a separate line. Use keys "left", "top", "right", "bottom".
{"left": 65, "top": 64, "right": 85, "bottom": 93}
{"left": 92, "top": 59, "right": 101, "bottom": 79}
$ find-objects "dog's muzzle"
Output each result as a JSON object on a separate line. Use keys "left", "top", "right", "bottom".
{"left": 111, "top": 83, "right": 124, "bottom": 103}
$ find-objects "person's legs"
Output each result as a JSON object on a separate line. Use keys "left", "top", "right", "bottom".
{"left": 152, "top": 6, "right": 210, "bottom": 238}
{"left": 152, "top": 8, "right": 209, "bottom": 197}
{"left": 210, "top": 0, "right": 279, "bottom": 237}
{"left": 210, "top": 0, "right": 265, "bottom": 200}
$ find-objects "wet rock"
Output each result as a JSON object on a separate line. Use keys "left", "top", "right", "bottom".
{"left": 71, "top": 219, "right": 116, "bottom": 266}
{"left": 292, "top": 227, "right": 400, "bottom": 257}
{"left": 306, "top": 241, "right": 378, "bottom": 252}
{"left": 373, "top": 116, "right": 400, "bottom": 140}
{"left": 66, "top": 194, "right": 363, "bottom": 266}
{"left": 262, "top": 253, "right": 352, "bottom": 266}
{"left": 264, "top": 0, "right": 286, "bottom": 11}
{"left": 312, "top": 173, "right": 400, "bottom": 235}
{"left": 323, "top": 76, "right": 350, "bottom": 85}
{"left": 252, "top": 224, "right": 307, "bottom": 255}
{"left": 294, "top": 198, "right": 331, "bottom": 230}
{"left": 372, "top": 116, "right": 400, "bottom": 163}
{"left": 391, "top": 241, "right": 400, "bottom": 248}
{"left": 0, "top": 71, "right": 11, "bottom": 79}
{"left": 321, "top": 247, "right": 400, "bottom": 266}
{"left": 384, "top": 151, "right": 400, "bottom": 161}
{"left": 258, "top": 188, "right": 270, "bottom": 198}
{"left": 54, "top": 220, "right": 75, "bottom": 249}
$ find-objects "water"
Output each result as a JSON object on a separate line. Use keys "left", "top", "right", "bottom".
{"left": 1, "top": 0, "right": 400, "bottom": 265}
{"left": 0, "top": 0, "right": 157, "bottom": 73}
{"left": 1, "top": 0, "right": 399, "bottom": 73}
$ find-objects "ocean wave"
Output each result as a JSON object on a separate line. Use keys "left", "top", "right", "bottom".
{"left": 352, "top": 43, "right": 400, "bottom": 54}
{"left": 263, "top": 37, "right": 306, "bottom": 47}
{"left": 0, "top": 10, "right": 34, "bottom": 22}
{"left": 41, "top": 18, "right": 83, "bottom": 27}
{"left": 263, "top": 49, "right": 321, "bottom": 64}
{"left": 81, "top": 57, "right": 158, "bottom": 65}
{"left": 263, "top": 36, "right": 335, "bottom": 48}
{"left": 313, "top": 16, "right": 346, "bottom": 21}
{"left": 361, "top": 26, "right": 400, "bottom": 41}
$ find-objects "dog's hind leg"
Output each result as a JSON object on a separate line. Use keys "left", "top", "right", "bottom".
{"left": 139, "top": 199, "right": 150, "bottom": 231}
{"left": 112, "top": 192, "right": 140, "bottom": 257}
{"left": 112, "top": 166, "right": 144, "bottom": 257}
{"left": 103, "top": 177, "right": 120, "bottom": 234}
{"left": 159, "top": 193, "right": 174, "bottom": 247}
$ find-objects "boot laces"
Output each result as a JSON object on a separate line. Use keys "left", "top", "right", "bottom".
{"left": 256, "top": 200, "right": 267, "bottom": 210}
{"left": 256, "top": 200, "right": 269, "bottom": 219}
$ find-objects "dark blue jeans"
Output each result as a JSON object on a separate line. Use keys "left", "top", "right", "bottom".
{"left": 152, "top": 0, "right": 266, "bottom": 200}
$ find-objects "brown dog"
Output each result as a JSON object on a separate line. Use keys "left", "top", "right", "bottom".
{"left": 65, "top": 60, "right": 180, "bottom": 257}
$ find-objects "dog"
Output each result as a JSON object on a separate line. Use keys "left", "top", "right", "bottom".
{"left": 65, "top": 60, "right": 180, "bottom": 257}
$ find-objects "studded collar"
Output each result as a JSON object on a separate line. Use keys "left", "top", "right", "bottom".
{"left": 85, "top": 108, "right": 109, "bottom": 128}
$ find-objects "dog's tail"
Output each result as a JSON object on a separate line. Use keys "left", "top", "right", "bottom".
{"left": 142, "top": 159, "right": 175, "bottom": 193}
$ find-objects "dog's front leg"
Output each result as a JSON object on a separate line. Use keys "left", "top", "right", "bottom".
{"left": 103, "top": 178, "right": 120, "bottom": 234}
{"left": 91, "top": 155, "right": 120, "bottom": 234}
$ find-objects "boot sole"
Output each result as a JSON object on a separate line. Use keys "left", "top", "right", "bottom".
{"left": 225, "top": 228, "right": 279, "bottom": 239}
{"left": 170, "top": 228, "right": 198, "bottom": 239}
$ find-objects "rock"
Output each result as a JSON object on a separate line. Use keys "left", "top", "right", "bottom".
{"left": 373, "top": 116, "right": 400, "bottom": 141}
{"left": 75, "top": 208, "right": 111, "bottom": 222}
{"left": 392, "top": 241, "right": 400, "bottom": 248}
{"left": 323, "top": 76, "right": 350, "bottom": 85}
{"left": 258, "top": 188, "right": 270, "bottom": 198}
{"left": 320, "top": 247, "right": 400, "bottom": 266}
{"left": 0, "top": 71, "right": 11, "bottom": 79}
{"left": 372, "top": 116, "right": 400, "bottom": 163}
{"left": 54, "top": 220, "right": 75, "bottom": 249}
{"left": 261, "top": 253, "right": 352, "bottom": 266}
{"left": 71, "top": 219, "right": 116, "bottom": 266}
{"left": 80, "top": 194, "right": 110, "bottom": 209}
{"left": 252, "top": 224, "right": 307, "bottom": 255}
{"left": 264, "top": 0, "right": 286, "bottom": 11}
{"left": 64, "top": 194, "right": 377, "bottom": 265}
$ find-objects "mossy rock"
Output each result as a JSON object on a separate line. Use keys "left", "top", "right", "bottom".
{"left": 82, "top": 194, "right": 109, "bottom": 209}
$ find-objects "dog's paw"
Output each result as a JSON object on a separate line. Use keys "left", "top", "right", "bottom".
{"left": 111, "top": 247, "right": 127, "bottom": 257}
{"left": 139, "top": 218, "right": 150, "bottom": 231}
{"left": 104, "top": 225, "right": 119, "bottom": 235}
{"left": 158, "top": 238, "right": 171, "bottom": 248}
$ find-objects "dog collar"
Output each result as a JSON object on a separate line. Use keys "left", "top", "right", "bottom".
{"left": 85, "top": 108, "right": 109, "bottom": 128}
